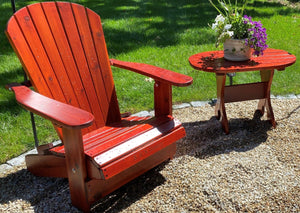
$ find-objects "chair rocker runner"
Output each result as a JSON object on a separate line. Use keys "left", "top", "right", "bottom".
{"left": 5, "top": 2, "right": 193, "bottom": 212}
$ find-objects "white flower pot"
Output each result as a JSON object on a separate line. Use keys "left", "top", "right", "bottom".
{"left": 223, "top": 39, "right": 251, "bottom": 61}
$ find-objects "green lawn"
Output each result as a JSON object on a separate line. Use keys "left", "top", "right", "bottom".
{"left": 0, "top": 0, "right": 299, "bottom": 163}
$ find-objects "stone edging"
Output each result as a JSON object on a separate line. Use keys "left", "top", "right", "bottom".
{"left": 1, "top": 94, "right": 299, "bottom": 174}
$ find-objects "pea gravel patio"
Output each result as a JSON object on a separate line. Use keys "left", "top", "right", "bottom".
{"left": 0, "top": 98, "right": 299, "bottom": 212}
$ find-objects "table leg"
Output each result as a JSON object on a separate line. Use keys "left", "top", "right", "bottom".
{"left": 257, "top": 70, "right": 276, "bottom": 127}
{"left": 215, "top": 74, "right": 229, "bottom": 134}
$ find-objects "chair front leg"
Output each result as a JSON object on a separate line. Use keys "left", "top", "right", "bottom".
{"left": 62, "top": 127, "right": 90, "bottom": 212}
{"left": 154, "top": 81, "right": 172, "bottom": 117}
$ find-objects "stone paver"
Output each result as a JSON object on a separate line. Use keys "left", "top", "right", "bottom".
{"left": 190, "top": 101, "right": 209, "bottom": 107}
{"left": 132, "top": 110, "right": 152, "bottom": 117}
{"left": 6, "top": 149, "right": 37, "bottom": 167}
{"left": 173, "top": 103, "right": 191, "bottom": 110}
{"left": 0, "top": 164, "right": 13, "bottom": 174}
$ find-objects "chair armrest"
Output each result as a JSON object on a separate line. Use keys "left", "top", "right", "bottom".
{"left": 110, "top": 59, "right": 193, "bottom": 87}
{"left": 7, "top": 84, "right": 94, "bottom": 129}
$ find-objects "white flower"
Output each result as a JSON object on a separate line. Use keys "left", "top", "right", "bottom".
{"left": 219, "top": 31, "right": 234, "bottom": 41}
{"left": 227, "top": 31, "right": 234, "bottom": 37}
{"left": 212, "top": 23, "right": 218, "bottom": 30}
{"left": 215, "top": 14, "right": 225, "bottom": 23}
{"left": 224, "top": 24, "right": 232, "bottom": 30}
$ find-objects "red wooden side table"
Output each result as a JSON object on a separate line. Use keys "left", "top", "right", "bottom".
{"left": 189, "top": 48, "right": 296, "bottom": 134}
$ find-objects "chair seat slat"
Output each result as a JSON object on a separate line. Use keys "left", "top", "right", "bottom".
{"left": 94, "top": 118, "right": 181, "bottom": 166}
{"left": 50, "top": 116, "right": 176, "bottom": 158}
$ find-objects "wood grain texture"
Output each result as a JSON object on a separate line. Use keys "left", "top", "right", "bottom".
{"left": 189, "top": 49, "right": 296, "bottom": 73}
{"left": 258, "top": 70, "right": 276, "bottom": 127}
{"left": 110, "top": 59, "right": 193, "bottom": 86}
{"left": 86, "top": 143, "right": 176, "bottom": 204}
{"left": 100, "top": 126, "right": 185, "bottom": 179}
{"left": 154, "top": 81, "right": 172, "bottom": 116}
{"left": 224, "top": 82, "right": 268, "bottom": 103}
{"left": 11, "top": 85, "right": 94, "bottom": 129}
{"left": 50, "top": 116, "right": 183, "bottom": 179}
{"left": 5, "top": 2, "right": 192, "bottom": 212}
{"left": 215, "top": 74, "right": 229, "bottom": 134}
{"left": 189, "top": 49, "right": 294, "bottom": 134}
{"left": 62, "top": 127, "right": 90, "bottom": 212}
{"left": 6, "top": 2, "right": 121, "bottom": 135}
{"left": 25, "top": 154, "right": 67, "bottom": 178}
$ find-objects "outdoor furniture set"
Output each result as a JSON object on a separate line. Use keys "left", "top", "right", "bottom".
{"left": 4, "top": 2, "right": 296, "bottom": 212}
{"left": 189, "top": 49, "right": 296, "bottom": 134}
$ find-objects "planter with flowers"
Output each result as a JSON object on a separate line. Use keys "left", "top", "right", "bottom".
{"left": 209, "top": 0, "right": 268, "bottom": 61}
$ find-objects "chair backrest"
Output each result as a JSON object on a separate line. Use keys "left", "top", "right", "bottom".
{"left": 6, "top": 2, "right": 121, "bottom": 135}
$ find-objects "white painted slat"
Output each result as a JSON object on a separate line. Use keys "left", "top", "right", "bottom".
{"left": 94, "top": 118, "right": 181, "bottom": 166}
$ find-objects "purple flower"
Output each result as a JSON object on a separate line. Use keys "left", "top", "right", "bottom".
{"left": 243, "top": 15, "right": 268, "bottom": 56}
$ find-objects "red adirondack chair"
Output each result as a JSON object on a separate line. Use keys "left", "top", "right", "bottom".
{"left": 5, "top": 2, "right": 193, "bottom": 212}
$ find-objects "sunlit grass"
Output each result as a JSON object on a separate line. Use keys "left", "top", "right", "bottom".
{"left": 0, "top": 0, "right": 299, "bottom": 163}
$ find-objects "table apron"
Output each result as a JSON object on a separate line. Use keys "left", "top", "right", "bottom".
{"left": 224, "top": 82, "right": 268, "bottom": 103}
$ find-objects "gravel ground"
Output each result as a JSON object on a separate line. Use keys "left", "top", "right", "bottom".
{"left": 0, "top": 99, "right": 299, "bottom": 212}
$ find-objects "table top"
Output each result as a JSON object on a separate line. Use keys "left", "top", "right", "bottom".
{"left": 189, "top": 48, "right": 296, "bottom": 74}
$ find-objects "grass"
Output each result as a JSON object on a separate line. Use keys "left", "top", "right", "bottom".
{"left": 0, "top": 0, "right": 299, "bottom": 164}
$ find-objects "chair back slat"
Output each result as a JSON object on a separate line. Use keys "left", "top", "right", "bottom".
{"left": 41, "top": 3, "right": 93, "bottom": 116}
{"left": 6, "top": 16, "right": 53, "bottom": 97}
{"left": 6, "top": 2, "right": 122, "bottom": 136}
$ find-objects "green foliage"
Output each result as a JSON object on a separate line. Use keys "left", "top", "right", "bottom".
{"left": 209, "top": 0, "right": 250, "bottom": 40}
{"left": 209, "top": 0, "right": 268, "bottom": 56}
{"left": 0, "top": 0, "right": 299, "bottom": 163}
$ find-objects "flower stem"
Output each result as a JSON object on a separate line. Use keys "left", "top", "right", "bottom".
{"left": 209, "top": 0, "right": 225, "bottom": 17}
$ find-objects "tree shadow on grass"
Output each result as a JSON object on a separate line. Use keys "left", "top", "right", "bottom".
{"left": 0, "top": 0, "right": 299, "bottom": 92}
{"left": 2, "top": 0, "right": 299, "bottom": 58}
{"left": 0, "top": 67, "right": 26, "bottom": 115}
{"left": 0, "top": 162, "right": 168, "bottom": 212}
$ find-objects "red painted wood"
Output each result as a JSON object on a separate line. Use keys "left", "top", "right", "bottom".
{"left": 62, "top": 127, "right": 90, "bottom": 212}
{"left": 50, "top": 115, "right": 182, "bottom": 180}
{"left": 25, "top": 154, "right": 67, "bottom": 178}
{"left": 5, "top": 2, "right": 124, "bottom": 136}
{"left": 27, "top": 3, "right": 79, "bottom": 107}
{"left": 93, "top": 118, "right": 181, "bottom": 166}
{"left": 82, "top": 116, "right": 149, "bottom": 143}
{"left": 41, "top": 2, "right": 93, "bottom": 118}
{"left": 5, "top": 13, "right": 53, "bottom": 98}
{"left": 189, "top": 49, "right": 296, "bottom": 133}
{"left": 258, "top": 70, "right": 276, "bottom": 127}
{"left": 189, "top": 49, "right": 296, "bottom": 73}
{"left": 50, "top": 116, "right": 177, "bottom": 158}
{"left": 154, "top": 81, "right": 172, "bottom": 116}
{"left": 13, "top": 6, "right": 66, "bottom": 103}
{"left": 6, "top": 2, "right": 192, "bottom": 212}
{"left": 11, "top": 85, "right": 94, "bottom": 129}
{"left": 100, "top": 124, "right": 184, "bottom": 179}
{"left": 86, "top": 7, "right": 122, "bottom": 125}
{"left": 84, "top": 117, "right": 170, "bottom": 157}
{"left": 71, "top": 4, "right": 112, "bottom": 124}
{"left": 110, "top": 59, "right": 193, "bottom": 86}
{"left": 86, "top": 143, "right": 176, "bottom": 203}
{"left": 51, "top": 116, "right": 152, "bottom": 154}
{"left": 56, "top": 2, "right": 106, "bottom": 129}
{"left": 223, "top": 82, "right": 268, "bottom": 103}
{"left": 215, "top": 74, "right": 229, "bottom": 134}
